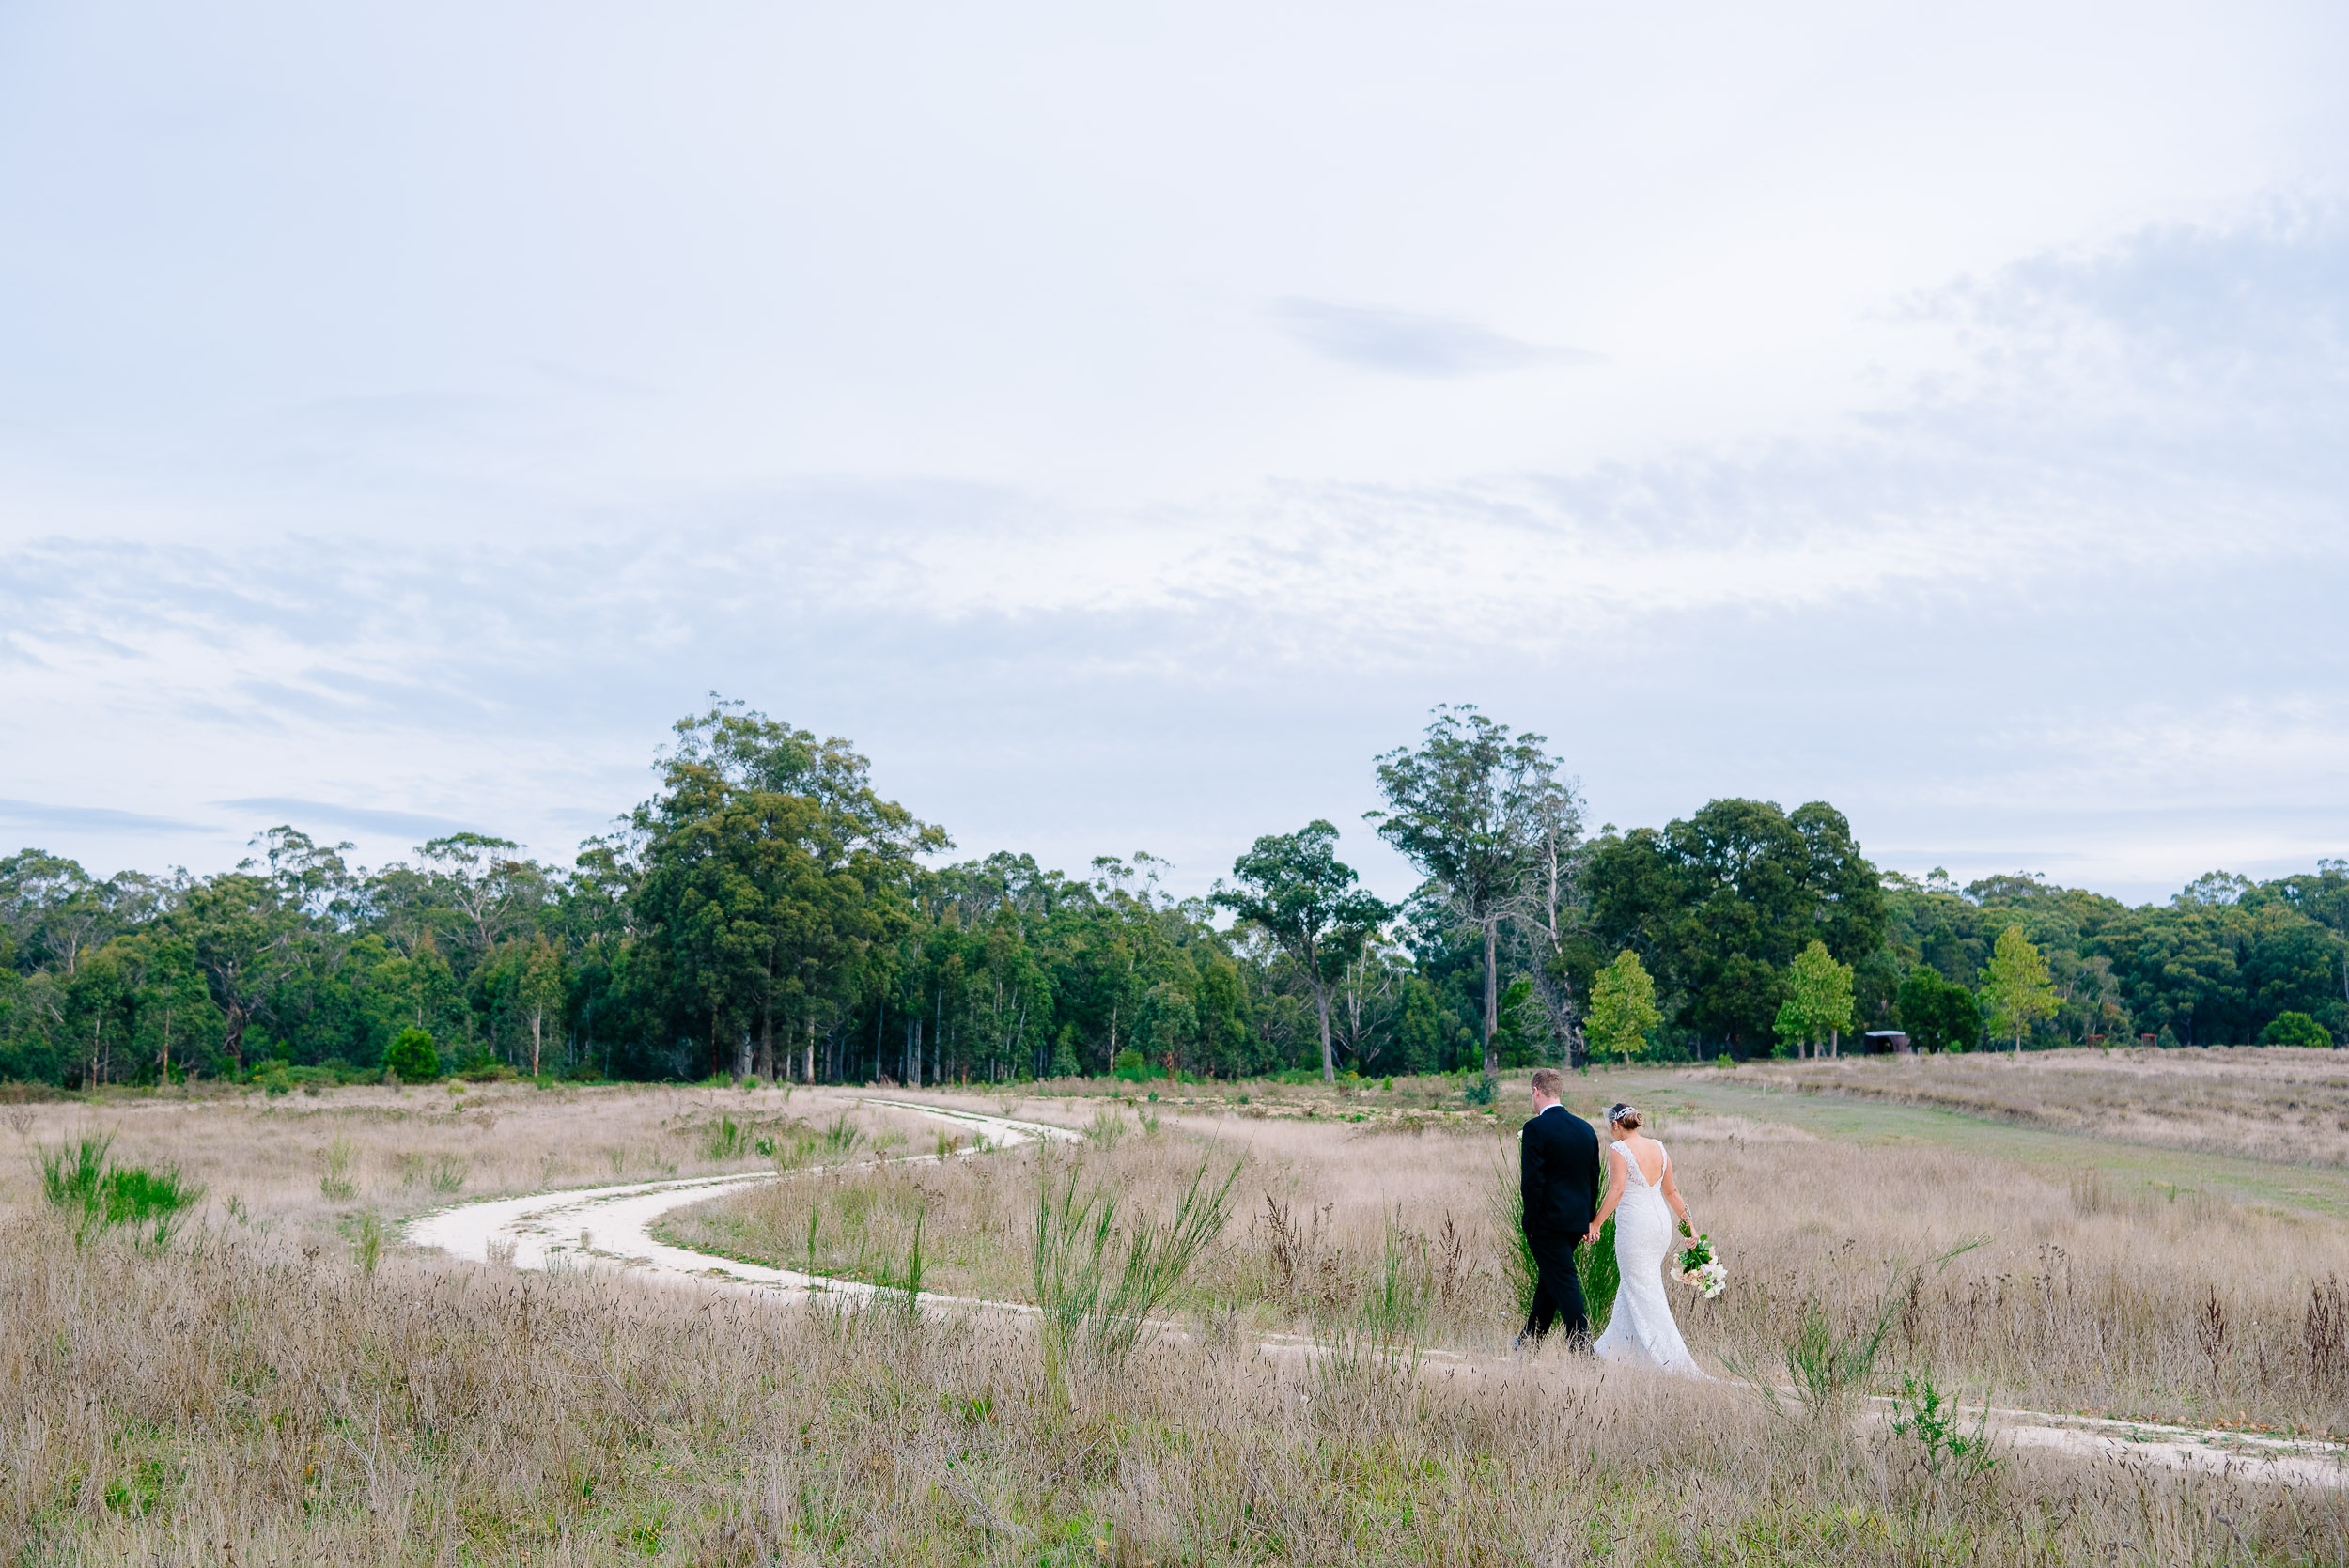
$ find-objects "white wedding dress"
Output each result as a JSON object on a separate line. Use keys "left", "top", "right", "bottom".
{"left": 1591, "top": 1140, "right": 1705, "bottom": 1378}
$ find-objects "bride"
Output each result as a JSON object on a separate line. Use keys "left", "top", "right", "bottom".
{"left": 1587, "top": 1102, "right": 1705, "bottom": 1376}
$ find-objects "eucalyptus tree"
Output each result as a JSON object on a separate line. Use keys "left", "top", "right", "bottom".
{"left": 1212, "top": 820, "right": 1392, "bottom": 1083}
{"left": 1584, "top": 798, "right": 1884, "bottom": 1056}
{"left": 1369, "top": 706, "right": 1567, "bottom": 1079}
{"left": 172, "top": 870, "right": 302, "bottom": 1074}
{"left": 632, "top": 701, "right": 944, "bottom": 1081}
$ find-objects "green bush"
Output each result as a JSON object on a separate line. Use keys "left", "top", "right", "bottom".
{"left": 385, "top": 1027, "right": 440, "bottom": 1082}
{"left": 2263, "top": 1011, "right": 2333, "bottom": 1048}
{"left": 1112, "top": 1048, "right": 1148, "bottom": 1082}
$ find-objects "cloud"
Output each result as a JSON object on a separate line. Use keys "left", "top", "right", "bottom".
{"left": 211, "top": 798, "right": 491, "bottom": 843}
{"left": 1268, "top": 299, "right": 1601, "bottom": 377}
{"left": 0, "top": 799, "right": 209, "bottom": 835}
{"left": 3, "top": 210, "right": 2346, "bottom": 900}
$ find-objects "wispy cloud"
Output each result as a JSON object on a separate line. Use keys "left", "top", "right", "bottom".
{"left": 0, "top": 799, "right": 210, "bottom": 835}
{"left": 212, "top": 798, "right": 490, "bottom": 843}
{"left": 1268, "top": 299, "right": 1600, "bottom": 377}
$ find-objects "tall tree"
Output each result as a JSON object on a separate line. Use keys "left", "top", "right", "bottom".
{"left": 1212, "top": 821, "right": 1392, "bottom": 1082}
{"left": 172, "top": 871, "right": 302, "bottom": 1073}
{"left": 1982, "top": 924, "right": 2059, "bottom": 1054}
{"left": 633, "top": 701, "right": 944, "bottom": 1081}
{"left": 1584, "top": 798, "right": 1884, "bottom": 1055}
{"left": 1369, "top": 706, "right": 1565, "bottom": 1078}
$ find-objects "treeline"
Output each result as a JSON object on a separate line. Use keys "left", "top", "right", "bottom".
{"left": 2, "top": 703, "right": 2344, "bottom": 1089}
{"left": 1568, "top": 802, "right": 2349, "bottom": 1053}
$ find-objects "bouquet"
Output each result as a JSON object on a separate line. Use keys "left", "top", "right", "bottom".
{"left": 1672, "top": 1233, "right": 1727, "bottom": 1299}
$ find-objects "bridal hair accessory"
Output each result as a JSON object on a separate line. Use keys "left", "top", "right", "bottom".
{"left": 1673, "top": 1234, "right": 1728, "bottom": 1299}
{"left": 1606, "top": 1103, "right": 1640, "bottom": 1128}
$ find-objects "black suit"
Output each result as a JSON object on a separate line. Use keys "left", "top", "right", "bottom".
{"left": 1519, "top": 1103, "right": 1600, "bottom": 1341}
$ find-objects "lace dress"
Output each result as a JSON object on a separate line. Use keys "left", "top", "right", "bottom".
{"left": 1591, "top": 1140, "right": 1704, "bottom": 1377}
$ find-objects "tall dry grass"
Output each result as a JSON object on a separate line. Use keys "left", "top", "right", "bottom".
{"left": 0, "top": 1080, "right": 928, "bottom": 1235}
{"left": 1735, "top": 1046, "right": 2349, "bottom": 1165}
{"left": 671, "top": 1099, "right": 2349, "bottom": 1434}
{"left": 6, "top": 1078, "right": 2349, "bottom": 1560}
{"left": 4, "top": 1211, "right": 2343, "bottom": 1564}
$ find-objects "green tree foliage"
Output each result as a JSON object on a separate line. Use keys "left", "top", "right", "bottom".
{"left": 2262, "top": 1010, "right": 2333, "bottom": 1048}
{"left": 1982, "top": 925, "right": 2061, "bottom": 1053}
{"left": 1369, "top": 706, "right": 1572, "bottom": 1078}
{"left": 8, "top": 707, "right": 2348, "bottom": 1088}
{"left": 1895, "top": 964, "right": 1982, "bottom": 1053}
{"left": 1211, "top": 821, "right": 1392, "bottom": 1082}
{"left": 1773, "top": 939, "right": 1856, "bottom": 1058}
{"left": 384, "top": 1026, "right": 440, "bottom": 1081}
{"left": 1587, "top": 950, "right": 1662, "bottom": 1063}
{"left": 630, "top": 702, "right": 947, "bottom": 1082}
{"left": 1580, "top": 799, "right": 1884, "bottom": 1056}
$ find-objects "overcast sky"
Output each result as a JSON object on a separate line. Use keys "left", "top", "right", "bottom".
{"left": 4, "top": 1, "right": 2345, "bottom": 907}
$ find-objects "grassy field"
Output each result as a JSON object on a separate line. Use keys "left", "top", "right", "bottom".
{"left": 3, "top": 1069, "right": 2346, "bottom": 1562}
{"left": 1723, "top": 1046, "right": 2349, "bottom": 1168}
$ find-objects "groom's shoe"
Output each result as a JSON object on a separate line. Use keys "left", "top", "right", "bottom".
{"left": 1511, "top": 1330, "right": 1530, "bottom": 1358}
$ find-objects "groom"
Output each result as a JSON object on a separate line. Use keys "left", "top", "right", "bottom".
{"left": 1516, "top": 1066, "right": 1600, "bottom": 1350}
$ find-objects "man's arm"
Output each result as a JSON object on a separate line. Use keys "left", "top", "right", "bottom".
{"left": 1519, "top": 1121, "right": 1541, "bottom": 1216}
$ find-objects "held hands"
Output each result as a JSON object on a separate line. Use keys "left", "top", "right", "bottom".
{"left": 1584, "top": 1223, "right": 1601, "bottom": 1245}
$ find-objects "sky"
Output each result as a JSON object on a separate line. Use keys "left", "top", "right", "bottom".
{"left": 3, "top": 1, "right": 2346, "bottom": 908}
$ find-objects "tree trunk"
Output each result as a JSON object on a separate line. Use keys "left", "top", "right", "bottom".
{"left": 531, "top": 1012, "right": 542, "bottom": 1077}
{"left": 709, "top": 1009, "right": 722, "bottom": 1081}
{"left": 1314, "top": 984, "right": 1336, "bottom": 1083}
{"left": 1482, "top": 918, "right": 1499, "bottom": 1079}
{"left": 756, "top": 1010, "right": 773, "bottom": 1082}
{"left": 1829, "top": 1027, "right": 1838, "bottom": 1058}
{"left": 804, "top": 1017, "right": 816, "bottom": 1084}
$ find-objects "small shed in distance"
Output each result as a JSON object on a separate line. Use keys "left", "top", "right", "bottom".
{"left": 1863, "top": 1030, "right": 1913, "bottom": 1055}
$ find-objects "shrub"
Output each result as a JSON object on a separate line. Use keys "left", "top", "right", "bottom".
{"left": 1112, "top": 1048, "right": 1148, "bottom": 1082}
{"left": 37, "top": 1134, "right": 205, "bottom": 1250}
{"left": 385, "top": 1028, "right": 440, "bottom": 1082}
{"left": 2263, "top": 1011, "right": 2333, "bottom": 1048}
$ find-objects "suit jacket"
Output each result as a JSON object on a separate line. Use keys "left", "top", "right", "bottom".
{"left": 1520, "top": 1104, "right": 1600, "bottom": 1239}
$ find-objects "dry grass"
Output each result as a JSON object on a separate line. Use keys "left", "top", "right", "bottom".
{"left": 669, "top": 1089, "right": 2349, "bottom": 1436}
{"left": 5, "top": 1076, "right": 2349, "bottom": 1560}
{"left": 1733, "top": 1047, "right": 2349, "bottom": 1166}
{"left": 0, "top": 1080, "right": 933, "bottom": 1238}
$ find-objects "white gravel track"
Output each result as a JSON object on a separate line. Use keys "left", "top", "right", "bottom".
{"left": 403, "top": 1096, "right": 1079, "bottom": 1306}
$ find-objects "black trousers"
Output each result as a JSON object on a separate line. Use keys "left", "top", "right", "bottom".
{"left": 1523, "top": 1231, "right": 1589, "bottom": 1341}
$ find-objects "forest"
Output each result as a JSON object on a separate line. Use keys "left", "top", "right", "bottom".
{"left": 3, "top": 702, "right": 2344, "bottom": 1089}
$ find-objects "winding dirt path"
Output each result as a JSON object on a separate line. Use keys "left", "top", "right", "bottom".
{"left": 403, "top": 1095, "right": 2349, "bottom": 1489}
{"left": 404, "top": 1097, "right": 1078, "bottom": 1304}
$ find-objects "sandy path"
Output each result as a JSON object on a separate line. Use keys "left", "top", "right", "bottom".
{"left": 403, "top": 1094, "right": 2348, "bottom": 1489}
{"left": 404, "top": 1097, "right": 1081, "bottom": 1305}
